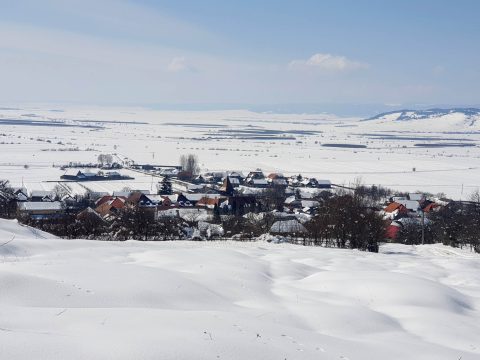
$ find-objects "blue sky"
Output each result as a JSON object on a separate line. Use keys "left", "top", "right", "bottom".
{"left": 0, "top": 0, "right": 479, "bottom": 113}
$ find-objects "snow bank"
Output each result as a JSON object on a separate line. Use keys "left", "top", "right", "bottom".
{"left": 0, "top": 221, "right": 479, "bottom": 359}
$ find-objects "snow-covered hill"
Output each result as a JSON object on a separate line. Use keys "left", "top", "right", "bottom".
{"left": 1, "top": 218, "right": 479, "bottom": 359}
{"left": 363, "top": 108, "right": 480, "bottom": 132}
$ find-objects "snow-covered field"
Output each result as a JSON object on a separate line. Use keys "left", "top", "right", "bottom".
{"left": 1, "top": 218, "right": 479, "bottom": 359}
{"left": 1, "top": 105, "right": 480, "bottom": 198}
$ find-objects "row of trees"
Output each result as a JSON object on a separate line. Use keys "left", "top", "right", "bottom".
{"left": 304, "top": 191, "right": 384, "bottom": 251}
{"left": 0, "top": 180, "right": 16, "bottom": 218}
{"left": 20, "top": 207, "right": 185, "bottom": 241}
{"left": 394, "top": 197, "right": 480, "bottom": 252}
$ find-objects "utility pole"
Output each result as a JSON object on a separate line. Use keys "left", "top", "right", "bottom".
{"left": 421, "top": 208, "right": 425, "bottom": 245}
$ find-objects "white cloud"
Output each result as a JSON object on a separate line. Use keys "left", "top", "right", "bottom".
{"left": 289, "top": 53, "right": 369, "bottom": 71}
{"left": 167, "top": 57, "right": 196, "bottom": 73}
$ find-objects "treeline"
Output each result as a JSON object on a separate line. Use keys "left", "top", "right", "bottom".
{"left": 0, "top": 180, "right": 16, "bottom": 218}
{"left": 20, "top": 208, "right": 185, "bottom": 241}
{"left": 305, "top": 192, "right": 384, "bottom": 252}
{"left": 395, "top": 199, "right": 480, "bottom": 252}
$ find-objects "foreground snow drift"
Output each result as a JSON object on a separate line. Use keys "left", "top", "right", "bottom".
{"left": 0, "top": 219, "right": 479, "bottom": 359}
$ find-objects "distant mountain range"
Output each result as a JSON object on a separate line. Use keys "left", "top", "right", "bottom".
{"left": 365, "top": 108, "right": 480, "bottom": 122}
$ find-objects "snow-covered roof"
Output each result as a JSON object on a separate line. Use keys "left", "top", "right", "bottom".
{"left": 144, "top": 194, "right": 164, "bottom": 203}
{"left": 162, "top": 194, "right": 179, "bottom": 203}
{"left": 251, "top": 179, "right": 268, "bottom": 185}
{"left": 270, "top": 219, "right": 307, "bottom": 234}
{"left": 397, "top": 199, "right": 420, "bottom": 211}
{"left": 272, "top": 178, "right": 288, "bottom": 186}
{"left": 409, "top": 193, "right": 424, "bottom": 201}
{"left": 18, "top": 201, "right": 63, "bottom": 211}
{"left": 301, "top": 200, "right": 320, "bottom": 208}
{"left": 237, "top": 186, "right": 266, "bottom": 195}
{"left": 317, "top": 180, "right": 332, "bottom": 186}
{"left": 113, "top": 191, "right": 131, "bottom": 197}
{"left": 228, "top": 177, "right": 240, "bottom": 184}
{"left": 63, "top": 168, "right": 81, "bottom": 177}
{"left": 183, "top": 193, "right": 220, "bottom": 202}
{"left": 284, "top": 195, "right": 298, "bottom": 205}
{"left": 30, "top": 190, "right": 54, "bottom": 198}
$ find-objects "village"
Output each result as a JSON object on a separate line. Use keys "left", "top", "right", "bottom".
{"left": 1, "top": 153, "right": 477, "bottom": 252}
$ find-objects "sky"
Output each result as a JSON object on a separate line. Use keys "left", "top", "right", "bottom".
{"left": 0, "top": 0, "right": 479, "bottom": 114}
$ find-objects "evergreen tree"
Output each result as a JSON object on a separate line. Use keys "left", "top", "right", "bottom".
{"left": 213, "top": 203, "right": 221, "bottom": 223}
{"left": 158, "top": 176, "right": 172, "bottom": 195}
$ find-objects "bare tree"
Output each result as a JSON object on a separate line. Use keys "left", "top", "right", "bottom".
{"left": 98, "top": 154, "right": 113, "bottom": 166}
{"left": 53, "top": 184, "right": 69, "bottom": 200}
{"left": 180, "top": 154, "right": 200, "bottom": 176}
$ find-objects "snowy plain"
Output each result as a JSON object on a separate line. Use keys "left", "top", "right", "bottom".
{"left": 0, "top": 218, "right": 479, "bottom": 359}
{"left": 0, "top": 105, "right": 479, "bottom": 199}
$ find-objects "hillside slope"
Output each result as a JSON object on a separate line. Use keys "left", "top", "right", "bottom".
{"left": 363, "top": 108, "right": 480, "bottom": 132}
{"left": 0, "top": 221, "right": 479, "bottom": 359}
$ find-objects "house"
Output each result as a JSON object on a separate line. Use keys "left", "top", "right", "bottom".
{"left": 30, "top": 190, "right": 55, "bottom": 202}
{"left": 301, "top": 200, "right": 320, "bottom": 208}
{"left": 300, "top": 178, "right": 332, "bottom": 189}
{"left": 171, "top": 179, "right": 204, "bottom": 193}
{"left": 227, "top": 176, "right": 241, "bottom": 187}
{"left": 105, "top": 171, "right": 122, "bottom": 179}
{"left": 76, "top": 207, "right": 104, "bottom": 222}
{"left": 144, "top": 194, "right": 164, "bottom": 205}
{"left": 85, "top": 191, "right": 109, "bottom": 201}
{"left": 70, "top": 170, "right": 97, "bottom": 180}
{"left": 288, "top": 175, "right": 303, "bottom": 187}
{"left": 175, "top": 194, "right": 194, "bottom": 207}
{"left": 126, "top": 192, "right": 156, "bottom": 207}
{"left": 156, "top": 194, "right": 191, "bottom": 212}
{"left": 383, "top": 202, "right": 409, "bottom": 219}
{"left": 196, "top": 196, "right": 227, "bottom": 209}
{"left": 178, "top": 193, "right": 221, "bottom": 206}
{"left": 408, "top": 193, "right": 425, "bottom": 202}
{"left": 95, "top": 195, "right": 126, "bottom": 207}
{"left": 396, "top": 199, "right": 420, "bottom": 212}
{"left": 201, "top": 171, "right": 225, "bottom": 183}
{"left": 161, "top": 194, "right": 179, "bottom": 204}
{"left": 270, "top": 219, "right": 307, "bottom": 235}
{"left": 156, "top": 195, "right": 176, "bottom": 211}
{"left": 61, "top": 169, "right": 133, "bottom": 181}
{"left": 227, "top": 195, "right": 257, "bottom": 214}
{"left": 62, "top": 168, "right": 84, "bottom": 179}
{"left": 112, "top": 191, "right": 132, "bottom": 197}
{"left": 12, "top": 187, "right": 28, "bottom": 202}
{"left": 246, "top": 178, "right": 269, "bottom": 188}
{"left": 245, "top": 170, "right": 265, "bottom": 182}
{"left": 385, "top": 220, "right": 401, "bottom": 240}
{"left": 219, "top": 177, "right": 235, "bottom": 196}
{"left": 267, "top": 173, "right": 288, "bottom": 187}
{"left": 226, "top": 171, "right": 244, "bottom": 184}
{"left": 158, "top": 168, "right": 179, "bottom": 176}
{"left": 17, "top": 201, "right": 63, "bottom": 219}
{"left": 95, "top": 197, "right": 126, "bottom": 217}
{"left": 423, "top": 202, "right": 440, "bottom": 213}
{"left": 284, "top": 195, "right": 302, "bottom": 209}
{"left": 237, "top": 185, "right": 266, "bottom": 196}
{"left": 317, "top": 180, "right": 332, "bottom": 189}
